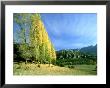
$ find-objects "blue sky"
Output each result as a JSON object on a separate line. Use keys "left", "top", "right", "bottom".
{"left": 40, "top": 13, "right": 97, "bottom": 50}
{"left": 14, "top": 13, "right": 97, "bottom": 51}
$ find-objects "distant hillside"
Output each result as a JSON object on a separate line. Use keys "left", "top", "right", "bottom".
{"left": 56, "top": 44, "right": 97, "bottom": 59}
{"left": 56, "top": 45, "right": 97, "bottom": 65}
{"left": 80, "top": 45, "right": 97, "bottom": 56}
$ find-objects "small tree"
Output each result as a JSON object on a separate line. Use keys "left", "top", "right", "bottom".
{"left": 19, "top": 44, "right": 32, "bottom": 63}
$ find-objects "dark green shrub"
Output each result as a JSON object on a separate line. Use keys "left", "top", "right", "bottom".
{"left": 68, "top": 65, "right": 71, "bottom": 68}
{"left": 38, "top": 64, "right": 40, "bottom": 68}
{"left": 59, "top": 63, "right": 65, "bottom": 67}
{"left": 68, "top": 65, "right": 75, "bottom": 69}
{"left": 71, "top": 65, "right": 75, "bottom": 69}
{"left": 51, "top": 59, "right": 56, "bottom": 65}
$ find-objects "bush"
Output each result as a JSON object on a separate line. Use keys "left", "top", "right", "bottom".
{"left": 59, "top": 63, "right": 65, "bottom": 67}
{"left": 68, "top": 65, "right": 75, "bottom": 69}
{"left": 51, "top": 59, "right": 56, "bottom": 65}
{"left": 71, "top": 65, "right": 75, "bottom": 68}
{"left": 38, "top": 64, "right": 40, "bottom": 68}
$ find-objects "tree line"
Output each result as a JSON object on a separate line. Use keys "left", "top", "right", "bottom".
{"left": 14, "top": 13, "right": 56, "bottom": 65}
{"left": 56, "top": 49, "right": 97, "bottom": 67}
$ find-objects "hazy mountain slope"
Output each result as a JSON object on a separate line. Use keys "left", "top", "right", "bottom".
{"left": 80, "top": 45, "right": 97, "bottom": 55}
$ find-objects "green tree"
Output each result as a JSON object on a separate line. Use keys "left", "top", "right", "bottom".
{"left": 14, "top": 13, "right": 31, "bottom": 62}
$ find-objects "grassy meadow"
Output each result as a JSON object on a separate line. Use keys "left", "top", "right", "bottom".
{"left": 13, "top": 62, "right": 97, "bottom": 75}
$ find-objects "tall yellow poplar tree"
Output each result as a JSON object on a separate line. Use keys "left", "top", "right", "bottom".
{"left": 30, "top": 13, "right": 56, "bottom": 65}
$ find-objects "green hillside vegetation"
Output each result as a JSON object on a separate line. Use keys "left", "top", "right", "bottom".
{"left": 56, "top": 47, "right": 97, "bottom": 67}
{"left": 13, "top": 13, "right": 97, "bottom": 75}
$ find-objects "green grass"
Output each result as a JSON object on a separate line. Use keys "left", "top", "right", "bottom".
{"left": 13, "top": 62, "right": 97, "bottom": 75}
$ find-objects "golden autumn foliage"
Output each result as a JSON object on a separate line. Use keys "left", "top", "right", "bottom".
{"left": 30, "top": 13, "right": 56, "bottom": 64}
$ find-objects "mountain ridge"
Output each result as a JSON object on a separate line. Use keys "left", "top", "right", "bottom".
{"left": 56, "top": 44, "right": 97, "bottom": 56}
